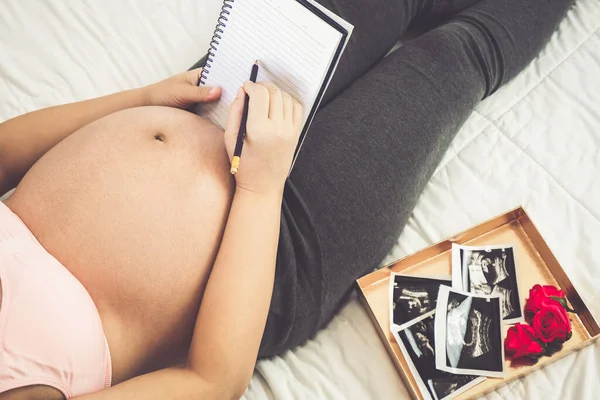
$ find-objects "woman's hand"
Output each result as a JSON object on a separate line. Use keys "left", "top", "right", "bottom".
{"left": 224, "top": 81, "right": 304, "bottom": 195}
{"left": 144, "top": 68, "right": 222, "bottom": 109}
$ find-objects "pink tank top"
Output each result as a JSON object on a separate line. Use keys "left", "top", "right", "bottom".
{"left": 0, "top": 201, "right": 112, "bottom": 398}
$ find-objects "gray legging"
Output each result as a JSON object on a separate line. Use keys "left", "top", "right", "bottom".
{"left": 207, "top": 0, "right": 572, "bottom": 357}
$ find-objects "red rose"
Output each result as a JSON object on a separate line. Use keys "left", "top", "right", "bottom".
{"left": 532, "top": 297, "right": 572, "bottom": 343}
{"left": 525, "top": 284, "right": 566, "bottom": 314}
{"left": 504, "top": 323, "right": 544, "bottom": 360}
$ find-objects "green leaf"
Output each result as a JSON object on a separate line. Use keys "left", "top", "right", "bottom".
{"left": 544, "top": 343, "right": 563, "bottom": 357}
{"left": 566, "top": 331, "right": 573, "bottom": 341}
{"left": 548, "top": 341, "right": 562, "bottom": 350}
{"left": 525, "top": 354, "right": 542, "bottom": 361}
{"left": 550, "top": 296, "right": 565, "bottom": 306}
{"left": 551, "top": 296, "right": 576, "bottom": 313}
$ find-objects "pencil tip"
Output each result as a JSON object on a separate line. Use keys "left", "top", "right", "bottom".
{"left": 254, "top": 60, "right": 259, "bottom": 65}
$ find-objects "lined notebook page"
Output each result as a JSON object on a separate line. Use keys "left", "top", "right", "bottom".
{"left": 199, "top": 0, "right": 343, "bottom": 129}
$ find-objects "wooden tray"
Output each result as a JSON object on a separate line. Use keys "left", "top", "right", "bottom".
{"left": 356, "top": 207, "right": 600, "bottom": 399}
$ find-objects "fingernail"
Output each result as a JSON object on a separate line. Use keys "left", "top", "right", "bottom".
{"left": 209, "top": 87, "right": 220, "bottom": 96}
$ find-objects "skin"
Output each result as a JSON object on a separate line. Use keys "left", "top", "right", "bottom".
{"left": 0, "top": 69, "right": 303, "bottom": 400}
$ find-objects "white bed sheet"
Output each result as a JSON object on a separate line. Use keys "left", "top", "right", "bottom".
{"left": 1, "top": 0, "right": 598, "bottom": 399}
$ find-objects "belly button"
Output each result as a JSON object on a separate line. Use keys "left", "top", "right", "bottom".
{"left": 154, "top": 133, "right": 166, "bottom": 143}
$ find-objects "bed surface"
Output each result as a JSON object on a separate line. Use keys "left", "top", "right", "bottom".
{"left": 1, "top": 0, "right": 599, "bottom": 399}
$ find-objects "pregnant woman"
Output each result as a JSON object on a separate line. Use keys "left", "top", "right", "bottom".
{"left": 0, "top": 0, "right": 572, "bottom": 398}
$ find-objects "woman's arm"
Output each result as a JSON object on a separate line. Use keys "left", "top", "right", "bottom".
{"left": 0, "top": 69, "right": 220, "bottom": 196}
{"left": 76, "top": 82, "right": 303, "bottom": 400}
{"left": 187, "top": 183, "right": 282, "bottom": 394}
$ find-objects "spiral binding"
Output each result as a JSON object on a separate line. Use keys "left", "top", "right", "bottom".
{"left": 199, "top": 0, "right": 235, "bottom": 85}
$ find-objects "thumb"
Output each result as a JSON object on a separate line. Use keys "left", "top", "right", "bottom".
{"left": 224, "top": 87, "right": 246, "bottom": 154}
{"left": 183, "top": 85, "right": 221, "bottom": 103}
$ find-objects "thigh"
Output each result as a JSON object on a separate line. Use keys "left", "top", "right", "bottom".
{"left": 297, "top": 0, "right": 572, "bottom": 309}
{"left": 291, "top": 27, "right": 486, "bottom": 313}
{"left": 262, "top": 27, "right": 486, "bottom": 356}
{"left": 262, "top": 0, "right": 572, "bottom": 356}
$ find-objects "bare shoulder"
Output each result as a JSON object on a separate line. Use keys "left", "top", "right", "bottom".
{"left": 0, "top": 385, "right": 65, "bottom": 400}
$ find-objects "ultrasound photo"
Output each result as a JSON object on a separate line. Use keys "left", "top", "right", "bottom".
{"left": 451, "top": 244, "right": 523, "bottom": 323}
{"left": 434, "top": 286, "right": 505, "bottom": 378}
{"left": 390, "top": 274, "right": 452, "bottom": 330}
{"left": 393, "top": 312, "right": 485, "bottom": 400}
{"left": 427, "top": 376, "right": 486, "bottom": 400}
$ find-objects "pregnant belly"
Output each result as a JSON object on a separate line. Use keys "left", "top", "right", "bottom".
{"left": 6, "top": 106, "right": 234, "bottom": 381}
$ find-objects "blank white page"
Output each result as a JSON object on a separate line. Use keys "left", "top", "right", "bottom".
{"left": 198, "top": 0, "right": 343, "bottom": 129}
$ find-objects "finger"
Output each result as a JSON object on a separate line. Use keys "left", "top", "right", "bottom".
{"left": 182, "top": 85, "right": 221, "bottom": 103}
{"left": 282, "top": 92, "right": 293, "bottom": 122}
{"left": 259, "top": 82, "right": 283, "bottom": 121}
{"left": 185, "top": 68, "right": 203, "bottom": 86}
{"left": 244, "top": 81, "right": 270, "bottom": 129}
{"left": 224, "top": 87, "right": 246, "bottom": 150}
{"left": 292, "top": 99, "right": 304, "bottom": 130}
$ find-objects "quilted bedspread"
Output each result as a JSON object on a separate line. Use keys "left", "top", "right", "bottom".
{"left": 1, "top": 0, "right": 599, "bottom": 398}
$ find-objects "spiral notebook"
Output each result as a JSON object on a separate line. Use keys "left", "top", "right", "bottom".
{"left": 196, "top": 0, "right": 353, "bottom": 167}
